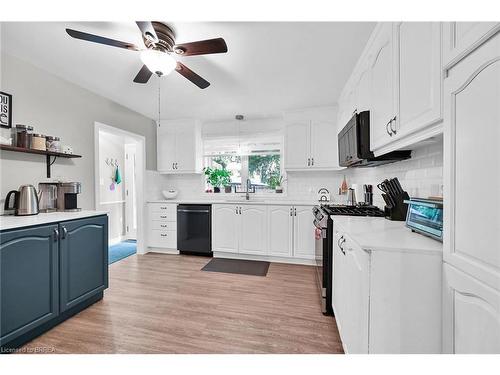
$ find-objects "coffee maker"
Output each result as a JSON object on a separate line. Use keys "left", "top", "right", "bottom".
{"left": 38, "top": 182, "right": 58, "bottom": 213}
{"left": 57, "top": 182, "right": 81, "bottom": 212}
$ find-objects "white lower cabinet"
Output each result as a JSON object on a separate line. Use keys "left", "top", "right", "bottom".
{"left": 333, "top": 226, "right": 442, "bottom": 353}
{"left": 213, "top": 204, "right": 314, "bottom": 262}
{"left": 147, "top": 203, "right": 177, "bottom": 249}
{"left": 443, "top": 264, "right": 500, "bottom": 354}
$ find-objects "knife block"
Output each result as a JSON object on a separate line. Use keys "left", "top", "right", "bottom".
{"left": 382, "top": 191, "right": 410, "bottom": 221}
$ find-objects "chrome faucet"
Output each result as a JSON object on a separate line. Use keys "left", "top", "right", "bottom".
{"left": 245, "top": 178, "right": 255, "bottom": 200}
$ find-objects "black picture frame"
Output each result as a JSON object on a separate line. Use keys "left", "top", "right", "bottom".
{"left": 0, "top": 91, "right": 12, "bottom": 129}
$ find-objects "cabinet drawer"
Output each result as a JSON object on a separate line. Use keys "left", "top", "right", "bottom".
{"left": 148, "top": 203, "right": 177, "bottom": 214}
{"left": 150, "top": 221, "right": 177, "bottom": 231}
{"left": 148, "top": 229, "right": 177, "bottom": 249}
{"left": 150, "top": 211, "right": 176, "bottom": 222}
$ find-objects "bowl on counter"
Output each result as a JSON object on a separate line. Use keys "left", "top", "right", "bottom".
{"left": 162, "top": 190, "right": 178, "bottom": 200}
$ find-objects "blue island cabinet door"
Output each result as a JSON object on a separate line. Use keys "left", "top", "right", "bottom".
{"left": 59, "top": 215, "right": 108, "bottom": 312}
{"left": 0, "top": 224, "right": 59, "bottom": 346}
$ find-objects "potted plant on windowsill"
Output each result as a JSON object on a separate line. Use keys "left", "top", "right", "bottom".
{"left": 269, "top": 174, "right": 286, "bottom": 194}
{"left": 204, "top": 167, "right": 232, "bottom": 193}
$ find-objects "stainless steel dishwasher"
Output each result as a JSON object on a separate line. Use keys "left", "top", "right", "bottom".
{"left": 177, "top": 204, "right": 212, "bottom": 255}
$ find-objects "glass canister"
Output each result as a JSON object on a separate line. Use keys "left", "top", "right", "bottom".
{"left": 31, "top": 133, "right": 46, "bottom": 150}
{"left": 46, "top": 136, "right": 61, "bottom": 152}
{"left": 14, "top": 124, "right": 34, "bottom": 148}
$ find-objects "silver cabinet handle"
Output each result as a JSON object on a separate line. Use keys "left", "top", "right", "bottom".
{"left": 235, "top": 206, "right": 238, "bottom": 214}
{"left": 239, "top": 206, "right": 242, "bottom": 215}
{"left": 294, "top": 207, "right": 297, "bottom": 216}
{"left": 386, "top": 120, "right": 392, "bottom": 136}
{"left": 53, "top": 228, "right": 59, "bottom": 242}
{"left": 160, "top": 233, "right": 168, "bottom": 237}
{"left": 290, "top": 207, "right": 293, "bottom": 216}
{"left": 61, "top": 226, "right": 67, "bottom": 239}
{"left": 307, "top": 158, "right": 310, "bottom": 166}
{"left": 311, "top": 157, "right": 314, "bottom": 166}
{"left": 390, "top": 116, "right": 397, "bottom": 135}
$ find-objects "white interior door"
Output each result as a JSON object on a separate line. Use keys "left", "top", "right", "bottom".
{"left": 124, "top": 143, "right": 137, "bottom": 239}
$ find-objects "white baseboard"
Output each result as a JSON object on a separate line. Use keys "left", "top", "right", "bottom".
{"left": 213, "top": 251, "right": 316, "bottom": 266}
{"left": 146, "top": 247, "right": 180, "bottom": 255}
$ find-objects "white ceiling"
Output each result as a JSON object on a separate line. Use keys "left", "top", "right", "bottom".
{"left": 2, "top": 22, "right": 375, "bottom": 121}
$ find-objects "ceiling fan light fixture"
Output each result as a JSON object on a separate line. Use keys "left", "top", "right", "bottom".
{"left": 140, "top": 49, "right": 176, "bottom": 76}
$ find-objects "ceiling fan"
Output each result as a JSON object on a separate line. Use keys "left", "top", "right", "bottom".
{"left": 65, "top": 21, "right": 228, "bottom": 89}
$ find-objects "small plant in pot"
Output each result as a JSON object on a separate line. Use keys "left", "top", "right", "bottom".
{"left": 204, "top": 167, "right": 232, "bottom": 193}
{"left": 269, "top": 174, "right": 286, "bottom": 193}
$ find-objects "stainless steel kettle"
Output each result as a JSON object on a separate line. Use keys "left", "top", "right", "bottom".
{"left": 4, "top": 185, "right": 40, "bottom": 216}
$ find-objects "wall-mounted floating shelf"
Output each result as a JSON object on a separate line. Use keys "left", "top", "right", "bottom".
{"left": 0, "top": 144, "right": 82, "bottom": 178}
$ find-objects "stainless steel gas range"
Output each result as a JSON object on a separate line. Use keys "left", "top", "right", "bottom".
{"left": 313, "top": 204, "right": 384, "bottom": 315}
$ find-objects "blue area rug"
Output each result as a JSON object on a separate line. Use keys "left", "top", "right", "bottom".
{"left": 109, "top": 240, "right": 137, "bottom": 265}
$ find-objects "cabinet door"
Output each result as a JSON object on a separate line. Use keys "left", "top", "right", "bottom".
{"left": 0, "top": 225, "right": 59, "bottom": 346}
{"left": 443, "top": 33, "right": 500, "bottom": 290}
{"left": 370, "top": 23, "right": 396, "bottom": 151}
{"left": 310, "top": 121, "right": 338, "bottom": 169}
{"left": 293, "top": 206, "right": 315, "bottom": 259}
{"left": 212, "top": 205, "right": 239, "bottom": 253}
{"left": 443, "top": 264, "right": 500, "bottom": 353}
{"left": 59, "top": 216, "right": 108, "bottom": 312}
{"left": 443, "top": 22, "right": 500, "bottom": 68}
{"left": 356, "top": 68, "right": 372, "bottom": 113}
{"left": 175, "top": 122, "right": 196, "bottom": 172}
{"left": 395, "top": 22, "right": 442, "bottom": 138}
{"left": 239, "top": 205, "right": 268, "bottom": 255}
{"left": 267, "top": 205, "right": 293, "bottom": 257}
{"left": 334, "top": 233, "right": 370, "bottom": 354}
{"left": 284, "top": 122, "right": 310, "bottom": 169}
{"left": 157, "top": 124, "right": 176, "bottom": 172}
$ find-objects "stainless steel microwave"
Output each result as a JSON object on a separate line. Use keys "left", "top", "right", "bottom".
{"left": 404, "top": 198, "right": 443, "bottom": 241}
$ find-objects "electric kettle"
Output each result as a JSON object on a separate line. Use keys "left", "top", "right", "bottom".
{"left": 4, "top": 185, "right": 40, "bottom": 216}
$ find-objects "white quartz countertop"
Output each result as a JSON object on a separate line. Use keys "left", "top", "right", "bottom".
{"left": 0, "top": 210, "right": 108, "bottom": 231}
{"left": 333, "top": 216, "right": 442, "bottom": 254}
{"left": 147, "top": 199, "right": 319, "bottom": 206}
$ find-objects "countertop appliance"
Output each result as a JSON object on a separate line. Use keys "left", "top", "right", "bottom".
{"left": 338, "top": 111, "right": 411, "bottom": 168}
{"left": 57, "top": 182, "right": 81, "bottom": 212}
{"left": 38, "top": 182, "right": 58, "bottom": 213}
{"left": 404, "top": 198, "right": 443, "bottom": 241}
{"left": 4, "top": 185, "right": 40, "bottom": 216}
{"left": 177, "top": 204, "right": 212, "bottom": 255}
{"left": 313, "top": 203, "right": 385, "bottom": 315}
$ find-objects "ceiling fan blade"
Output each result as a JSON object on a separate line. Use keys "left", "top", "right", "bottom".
{"left": 175, "top": 62, "right": 210, "bottom": 89}
{"left": 136, "top": 21, "right": 159, "bottom": 44}
{"left": 133, "top": 65, "right": 153, "bottom": 84}
{"left": 66, "top": 29, "right": 140, "bottom": 51}
{"left": 173, "top": 38, "right": 227, "bottom": 56}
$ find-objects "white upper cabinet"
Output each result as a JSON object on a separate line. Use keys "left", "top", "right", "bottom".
{"left": 284, "top": 107, "right": 341, "bottom": 171}
{"left": 293, "top": 206, "right": 315, "bottom": 259}
{"left": 395, "top": 22, "right": 442, "bottom": 139}
{"left": 369, "top": 23, "right": 396, "bottom": 152}
{"left": 239, "top": 205, "right": 268, "bottom": 255}
{"left": 443, "top": 22, "right": 500, "bottom": 68}
{"left": 310, "top": 120, "right": 338, "bottom": 168}
{"left": 443, "top": 32, "right": 500, "bottom": 290}
{"left": 284, "top": 122, "right": 310, "bottom": 169}
{"left": 267, "top": 205, "right": 293, "bottom": 257}
{"left": 157, "top": 119, "right": 202, "bottom": 173}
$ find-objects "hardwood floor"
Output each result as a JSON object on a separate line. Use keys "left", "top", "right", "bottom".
{"left": 19, "top": 253, "right": 344, "bottom": 354}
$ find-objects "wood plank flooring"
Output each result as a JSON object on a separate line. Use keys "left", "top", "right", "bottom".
{"left": 18, "top": 253, "right": 343, "bottom": 354}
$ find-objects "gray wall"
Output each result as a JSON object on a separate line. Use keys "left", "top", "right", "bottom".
{"left": 0, "top": 52, "right": 156, "bottom": 210}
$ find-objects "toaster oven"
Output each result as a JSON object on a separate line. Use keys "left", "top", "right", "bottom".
{"left": 404, "top": 198, "right": 443, "bottom": 241}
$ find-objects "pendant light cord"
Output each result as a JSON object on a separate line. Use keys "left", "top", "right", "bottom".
{"left": 158, "top": 77, "right": 161, "bottom": 127}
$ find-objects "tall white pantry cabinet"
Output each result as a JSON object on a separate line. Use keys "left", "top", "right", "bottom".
{"left": 443, "top": 24, "right": 500, "bottom": 353}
